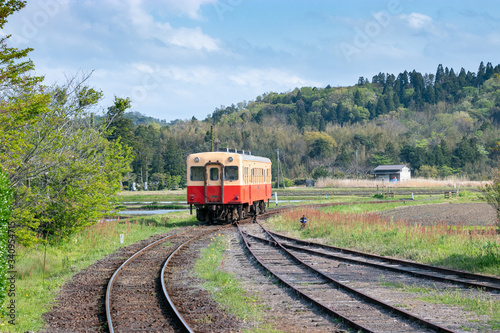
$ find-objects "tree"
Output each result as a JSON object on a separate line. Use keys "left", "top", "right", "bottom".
{"left": 312, "top": 166, "right": 330, "bottom": 180}
{"left": 0, "top": 170, "right": 13, "bottom": 307}
{"left": 304, "top": 131, "right": 337, "bottom": 158}
{"left": 0, "top": 1, "right": 49, "bottom": 175}
{"left": 480, "top": 171, "right": 500, "bottom": 233}
{"left": 375, "top": 97, "right": 387, "bottom": 116}
{"left": 10, "top": 77, "right": 132, "bottom": 245}
{"left": 106, "top": 96, "right": 134, "bottom": 147}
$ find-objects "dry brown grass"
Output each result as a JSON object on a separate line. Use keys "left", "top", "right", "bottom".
{"left": 315, "top": 177, "right": 487, "bottom": 188}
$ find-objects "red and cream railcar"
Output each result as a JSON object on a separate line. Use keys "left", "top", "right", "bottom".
{"left": 186, "top": 149, "right": 272, "bottom": 223}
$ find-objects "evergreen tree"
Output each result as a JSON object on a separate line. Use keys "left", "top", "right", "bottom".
{"left": 353, "top": 89, "right": 363, "bottom": 106}
{"left": 375, "top": 97, "right": 387, "bottom": 116}
{"left": 384, "top": 92, "right": 396, "bottom": 111}
{"left": 435, "top": 64, "right": 445, "bottom": 85}
{"left": 478, "top": 61, "right": 486, "bottom": 85}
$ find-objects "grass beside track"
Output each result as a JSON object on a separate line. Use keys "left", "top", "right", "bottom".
{"left": 2, "top": 212, "right": 197, "bottom": 333}
{"left": 194, "top": 234, "right": 279, "bottom": 332}
{"left": 381, "top": 281, "right": 500, "bottom": 330}
{"left": 265, "top": 196, "right": 500, "bottom": 330}
{"left": 267, "top": 197, "right": 499, "bottom": 276}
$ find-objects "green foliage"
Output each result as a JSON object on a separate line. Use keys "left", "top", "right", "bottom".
{"left": 312, "top": 166, "right": 331, "bottom": 180}
{"left": 7, "top": 77, "right": 133, "bottom": 246}
{"left": 0, "top": 171, "right": 13, "bottom": 308}
{"left": 480, "top": 169, "right": 500, "bottom": 232}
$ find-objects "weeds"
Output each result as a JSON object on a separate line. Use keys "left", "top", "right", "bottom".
{"left": 194, "top": 235, "right": 272, "bottom": 331}
{"left": 384, "top": 281, "right": 500, "bottom": 330}
{"left": 269, "top": 206, "right": 500, "bottom": 276}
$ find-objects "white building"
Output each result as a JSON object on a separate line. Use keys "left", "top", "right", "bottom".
{"left": 373, "top": 165, "right": 411, "bottom": 182}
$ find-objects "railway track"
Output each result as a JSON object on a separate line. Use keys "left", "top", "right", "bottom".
{"left": 266, "top": 230, "right": 500, "bottom": 293}
{"left": 105, "top": 225, "right": 225, "bottom": 332}
{"left": 237, "top": 221, "right": 485, "bottom": 333}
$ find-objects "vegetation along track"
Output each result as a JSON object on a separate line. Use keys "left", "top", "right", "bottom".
{"left": 237, "top": 221, "right": 494, "bottom": 332}
{"left": 105, "top": 225, "right": 227, "bottom": 332}
{"left": 267, "top": 231, "right": 500, "bottom": 293}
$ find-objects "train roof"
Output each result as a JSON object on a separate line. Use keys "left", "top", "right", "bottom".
{"left": 188, "top": 150, "right": 271, "bottom": 163}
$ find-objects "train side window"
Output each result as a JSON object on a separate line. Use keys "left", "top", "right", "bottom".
{"left": 210, "top": 167, "right": 219, "bottom": 181}
{"left": 224, "top": 166, "right": 238, "bottom": 181}
{"left": 190, "top": 167, "right": 204, "bottom": 181}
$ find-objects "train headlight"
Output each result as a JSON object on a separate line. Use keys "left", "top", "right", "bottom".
{"left": 194, "top": 157, "right": 199, "bottom": 162}
{"left": 228, "top": 157, "right": 233, "bottom": 162}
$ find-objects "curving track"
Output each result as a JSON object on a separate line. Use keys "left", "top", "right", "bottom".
{"left": 105, "top": 225, "right": 225, "bottom": 332}
{"left": 236, "top": 221, "right": 490, "bottom": 333}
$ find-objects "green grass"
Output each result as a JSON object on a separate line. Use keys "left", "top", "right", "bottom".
{"left": 1, "top": 211, "right": 197, "bottom": 333}
{"left": 266, "top": 201, "right": 500, "bottom": 276}
{"left": 381, "top": 282, "right": 500, "bottom": 330}
{"left": 194, "top": 235, "right": 280, "bottom": 332}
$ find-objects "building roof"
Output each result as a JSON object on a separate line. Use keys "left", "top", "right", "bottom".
{"left": 373, "top": 165, "right": 408, "bottom": 172}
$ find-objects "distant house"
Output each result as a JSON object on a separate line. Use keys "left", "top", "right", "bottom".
{"left": 373, "top": 165, "right": 411, "bottom": 182}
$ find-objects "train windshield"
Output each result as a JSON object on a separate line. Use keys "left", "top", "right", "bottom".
{"left": 224, "top": 166, "right": 238, "bottom": 181}
{"left": 190, "top": 166, "right": 204, "bottom": 181}
{"left": 210, "top": 167, "right": 219, "bottom": 181}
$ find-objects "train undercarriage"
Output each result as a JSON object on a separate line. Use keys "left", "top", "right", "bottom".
{"left": 192, "top": 201, "right": 267, "bottom": 224}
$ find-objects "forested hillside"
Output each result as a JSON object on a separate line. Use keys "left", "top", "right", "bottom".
{"left": 117, "top": 62, "right": 500, "bottom": 189}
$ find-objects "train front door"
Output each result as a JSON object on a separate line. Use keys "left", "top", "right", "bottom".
{"left": 205, "top": 163, "right": 223, "bottom": 203}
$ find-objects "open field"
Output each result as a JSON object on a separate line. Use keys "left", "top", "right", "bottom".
{"left": 315, "top": 177, "right": 486, "bottom": 188}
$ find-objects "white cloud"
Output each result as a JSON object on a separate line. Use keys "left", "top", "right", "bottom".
{"left": 168, "top": 26, "right": 220, "bottom": 52}
{"left": 228, "top": 68, "right": 320, "bottom": 89}
{"left": 162, "top": 0, "right": 218, "bottom": 20}
{"left": 127, "top": 0, "right": 220, "bottom": 52}
{"left": 403, "top": 13, "right": 433, "bottom": 30}
{"left": 399, "top": 12, "right": 447, "bottom": 38}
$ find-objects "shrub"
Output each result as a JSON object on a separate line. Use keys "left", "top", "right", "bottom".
{"left": 0, "top": 171, "right": 13, "bottom": 308}
{"left": 293, "top": 178, "right": 307, "bottom": 186}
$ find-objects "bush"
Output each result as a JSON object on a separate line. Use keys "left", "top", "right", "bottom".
{"left": 312, "top": 166, "right": 331, "bottom": 180}
{"left": 458, "top": 190, "right": 471, "bottom": 197}
{"left": 273, "top": 178, "right": 295, "bottom": 188}
{"left": 0, "top": 171, "right": 13, "bottom": 308}
{"left": 293, "top": 178, "right": 307, "bottom": 186}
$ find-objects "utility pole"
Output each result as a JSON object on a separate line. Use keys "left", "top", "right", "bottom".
{"left": 210, "top": 125, "right": 214, "bottom": 152}
{"left": 355, "top": 149, "right": 358, "bottom": 179}
{"left": 276, "top": 149, "right": 280, "bottom": 188}
{"left": 281, "top": 149, "right": 286, "bottom": 188}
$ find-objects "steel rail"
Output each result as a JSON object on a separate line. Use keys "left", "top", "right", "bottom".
{"left": 269, "top": 230, "right": 500, "bottom": 288}
{"left": 160, "top": 227, "right": 225, "bottom": 333}
{"left": 236, "top": 223, "right": 373, "bottom": 333}
{"left": 105, "top": 227, "right": 199, "bottom": 333}
{"left": 244, "top": 231, "right": 500, "bottom": 293}
{"left": 254, "top": 222, "right": 457, "bottom": 333}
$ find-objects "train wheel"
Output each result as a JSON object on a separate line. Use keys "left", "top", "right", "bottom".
{"left": 259, "top": 201, "right": 266, "bottom": 214}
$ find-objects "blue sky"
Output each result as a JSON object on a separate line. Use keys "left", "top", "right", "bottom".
{"left": 4, "top": 0, "right": 500, "bottom": 121}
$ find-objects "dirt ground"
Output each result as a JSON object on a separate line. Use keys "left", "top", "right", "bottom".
{"left": 378, "top": 202, "right": 497, "bottom": 226}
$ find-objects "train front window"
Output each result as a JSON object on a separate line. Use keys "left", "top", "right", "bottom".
{"left": 190, "top": 167, "right": 204, "bottom": 181}
{"left": 210, "top": 167, "right": 219, "bottom": 181}
{"left": 224, "top": 166, "right": 238, "bottom": 181}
